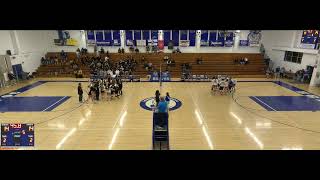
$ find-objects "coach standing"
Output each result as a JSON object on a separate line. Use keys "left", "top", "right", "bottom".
{"left": 78, "top": 83, "right": 83, "bottom": 103}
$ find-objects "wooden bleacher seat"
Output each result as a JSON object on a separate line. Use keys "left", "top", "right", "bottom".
{"left": 37, "top": 52, "right": 266, "bottom": 78}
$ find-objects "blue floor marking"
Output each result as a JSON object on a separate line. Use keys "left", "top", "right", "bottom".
{"left": 1, "top": 81, "right": 46, "bottom": 98}
{"left": 250, "top": 96, "right": 320, "bottom": 111}
{"left": 0, "top": 96, "right": 70, "bottom": 112}
{"left": 250, "top": 96, "right": 277, "bottom": 111}
{"left": 250, "top": 81, "right": 320, "bottom": 111}
{"left": 0, "top": 81, "right": 71, "bottom": 112}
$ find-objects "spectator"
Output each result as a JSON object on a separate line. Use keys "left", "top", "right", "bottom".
{"left": 280, "top": 67, "right": 285, "bottom": 78}
{"left": 94, "top": 45, "right": 98, "bottom": 55}
{"left": 135, "top": 47, "right": 139, "bottom": 53}
{"left": 129, "top": 46, "right": 134, "bottom": 52}
{"left": 165, "top": 92, "right": 170, "bottom": 104}
{"left": 76, "top": 48, "right": 81, "bottom": 59}
{"left": 266, "top": 67, "right": 273, "bottom": 79}
{"left": 41, "top": 57, "right": 45, "bottom": 65}
{"left": 275, "top": 66, "right": 280, "bottom": 79}
{"left": 60, "top": 50, "right": 67, "bottom": 63}
{"left": 146, "top": 45, "right": 150, "bottom": 53}
{"left": 244, "top": 57, "right": 249, "bottom": 64}
{"left": 115, "top": 69, "right": 120, "bottom": 77}
{"left": 155, "top": 90, "right": 160, "bottom": 106}
{"left": 118, "top": 48, "right": 121, "bottom": 53}
{"left": 196, "top": 56, "right": 203, "bottom": 65}
{"left": 121, "top": 48, "right": 125, "bottom": 54}
{"left": 100, "top": 47, "right": 105, "bottom": 54}
{"left": 76, "top": 69, "right": 83, "bottom": 78}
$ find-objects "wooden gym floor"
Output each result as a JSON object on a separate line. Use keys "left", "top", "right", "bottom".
{"left": 1, "top": 77, "right": 320, "bottom": 150}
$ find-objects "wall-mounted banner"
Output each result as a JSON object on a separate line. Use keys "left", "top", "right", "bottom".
{"left": 248, "top": 30, "right": 262, "bottom": 47}
{"left": 113, "top": 39, "right": 121, "bottom": 46}
{"left": 148, "top": 39, "right": 158, "bottom": 46}
{"left": 96, "top": 41, "right": 111, "bottom": 46}
{"left": 126, "top": 40, "right": 134, "bottom": 46}
{"left": 300, "top": 43, "right": 316, "bottom": 49}
{"left": 179, "top": 40, "right": 190, "bottom": 47}
{"left": 239, "top": 40, "right": 249, "bottom": 46}
{"left": 200, "top": 40, "right": 209, "bottom": 46}
{"left": 87, "top": 30, "right": 96, "bottom": 45}
{"left": 210, "top": 41, "right": 223, "bottom": 47}
{"left": 224, "top": 40, "right": 233, "bottom": 47}
{"left": 300, "top": 30, "right": 319, "bottom": 49}
{"left": 136, "top": 40, "right": 146, "bottom": 47}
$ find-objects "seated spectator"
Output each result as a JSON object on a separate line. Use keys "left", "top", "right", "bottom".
{"left": 266, "top": 68, "right": 273, "bottom": 79}
{"left": 244, "top": 57, "right": 249, "bottom": 64}
{"left": 146, "top": 45, "right": 150, "bottom": 53}
{"left": 100, "top": 47, "right": 105, "bottom": 54}
{"left": 275, "top": 66, "right": 280, "bottom": 79}
{"left": 196, "top": 56, "right": 203, "bottom": 65}
{"left": 163, "top": 55, "right": 169, "bottom": 62}
{"left": 170, "top": 58, "right": 175, "bottom": 66}
{"left": 41, "top": 57, "right": 46, "bottom": 65}
{"left": 234, "top": 58, "right": 239, "bottom": 64}
{"left": 148, "top": 62, "right": 153, "bottom": 71}
{"left": 60, "top": 50, "right": 67, "bottom": 63}
{"left": 280, "top": 67, "right": 285, "bottom": 78}
{"left": 76, "top": 48, "right": 81, "bottom": 58}
{"left": 129, "top": 46, "right": 134, "bottom": 52}
{"left": 76, "top": 69, "right": 83, "bottom": 78}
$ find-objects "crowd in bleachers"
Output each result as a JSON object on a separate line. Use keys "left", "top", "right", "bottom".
{"left": 211, "top": 75, "right": 237, "bottom": 95}
{"left": 234, "top": 57, "right": 249, "bottom": 65}
{"left": 266, "top": 66, "right": 313, "bottom": 83}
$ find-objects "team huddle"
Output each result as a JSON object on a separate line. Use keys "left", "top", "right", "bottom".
{"left": 87, "top": 77, "right": 123, "bottom": 102}
{"left": 211, "top": 75, "right": 237, "bottom": 95}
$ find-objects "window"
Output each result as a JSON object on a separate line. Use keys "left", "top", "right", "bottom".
{"left": 284, "top": 51, "right": 303, "bottom": 64}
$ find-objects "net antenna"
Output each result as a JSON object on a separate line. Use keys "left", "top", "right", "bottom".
{"left": 159, "top": 62, "right": 162, "bottom": 93}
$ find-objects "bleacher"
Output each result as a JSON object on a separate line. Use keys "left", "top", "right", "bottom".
{"left": 36, "top": 52, "right": 266, "bottom": 78}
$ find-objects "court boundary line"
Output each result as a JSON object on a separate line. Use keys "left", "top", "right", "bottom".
{"left": 251, "top": 96, "right": 277, "bottom": 112}
{"left": 42, "top": 96, "right": 68, "bottom": 112}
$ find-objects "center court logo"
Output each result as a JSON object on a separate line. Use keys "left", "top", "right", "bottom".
{"left": 140, "top": 97, "right": 182, "bottom": 111}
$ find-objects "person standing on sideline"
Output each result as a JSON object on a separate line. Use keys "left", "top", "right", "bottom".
{"left": 165, "top": 92, "right": 171, "bottom": 112}
{"left": 165, "top": 92, "right": 170, "bottom": 104}
{"left": 155, "top": 90, "right": 160, "bottom": 106}
{"left": 78, "top": 83, "right": 83, "bottom": 103}
{"left": 156, "top": 97, "right": 169, "bottom": 129}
